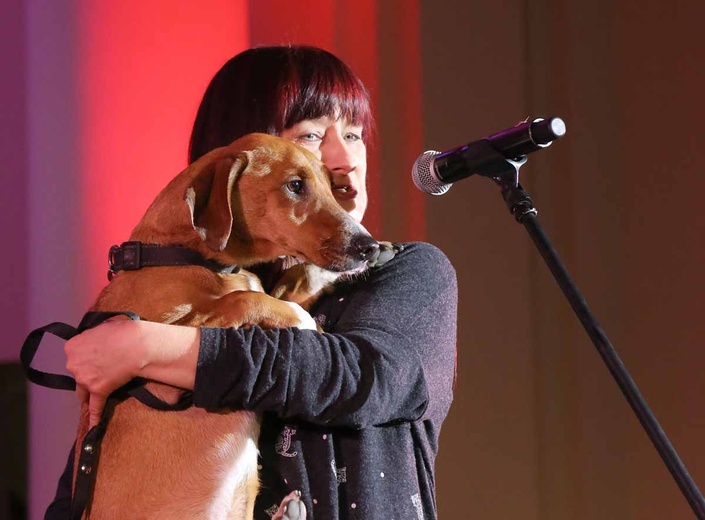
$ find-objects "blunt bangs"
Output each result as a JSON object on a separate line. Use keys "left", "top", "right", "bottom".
{"left": 277, "top": 48, "right": 375, "bottom": 140}
{"left": 189, "top": 46, "right": 375, "bottom": 163}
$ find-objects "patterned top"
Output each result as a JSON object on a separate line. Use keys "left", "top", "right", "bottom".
{"left": 196, "top": 242, "right": 458, "bottom": 519}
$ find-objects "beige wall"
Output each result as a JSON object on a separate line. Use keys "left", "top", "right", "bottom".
{"left": 409, "top": 0, "right": 705, "bottom": 518}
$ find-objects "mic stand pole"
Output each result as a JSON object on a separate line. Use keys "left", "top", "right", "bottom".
{"left": 486, "top": 155, "right": 705, "bottom": 519}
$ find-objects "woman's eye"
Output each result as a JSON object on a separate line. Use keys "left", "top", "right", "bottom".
{"left": 286, "top": 179, "right": 304, "bottom": 194}
{"left": 298, "top": 133, "right": 322, "bottom": 142}
{"left": 345, "top": 132, "right": 362, "bottom": 142}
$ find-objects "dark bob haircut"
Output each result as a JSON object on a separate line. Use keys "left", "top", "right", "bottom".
{"left": 188, "top": 46, "right": 374, "bottom": 164}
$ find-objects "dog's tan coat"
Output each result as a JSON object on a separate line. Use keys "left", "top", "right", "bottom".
{"left": 75, "top": 133, "right": 375, "bottom": 519}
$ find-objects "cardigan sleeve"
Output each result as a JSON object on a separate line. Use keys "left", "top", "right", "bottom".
{"left": 193, "top": 242, "right": 458, "bottom": 428}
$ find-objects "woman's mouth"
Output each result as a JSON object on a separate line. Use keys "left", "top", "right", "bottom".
{"left": 333, "top": 185, "right": 358, "bottom": 201}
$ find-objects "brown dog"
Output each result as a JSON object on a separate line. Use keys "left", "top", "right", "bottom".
{"left": 75, "top": 133, "right": 378, "bottom": 519}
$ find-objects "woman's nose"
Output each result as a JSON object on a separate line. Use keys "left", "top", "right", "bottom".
{"left": 322, "top": 134, "right": 356, "bottom": 174}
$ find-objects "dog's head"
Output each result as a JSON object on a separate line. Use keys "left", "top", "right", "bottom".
{"left": 186, "top": 133, "right": 378, "bottom": 272}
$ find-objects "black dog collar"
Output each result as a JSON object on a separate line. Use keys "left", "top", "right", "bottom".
{"left": 107, "top": 241, "right": 240, "bottom": 280}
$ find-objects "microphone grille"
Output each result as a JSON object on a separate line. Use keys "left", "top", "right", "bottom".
{"left": 412, "top": 151, "right": 452, "bottom": 195}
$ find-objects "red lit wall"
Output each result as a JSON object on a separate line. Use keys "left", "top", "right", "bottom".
{"left": 77, "top": 0, "right": 250, "bottom": 291}
{"left": 26, "top": 3, "right": 251, "bottom": 517}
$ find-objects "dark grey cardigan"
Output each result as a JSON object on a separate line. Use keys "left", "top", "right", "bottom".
{"left": 196, "top": 242, "right": 458, "bottom": 519}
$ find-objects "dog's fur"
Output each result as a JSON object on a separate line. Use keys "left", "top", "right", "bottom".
{"left": 75, "top": 133, "right": 377, "bottom": 519}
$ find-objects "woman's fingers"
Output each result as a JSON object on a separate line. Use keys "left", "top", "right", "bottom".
{"left": 76, "top": 384, "right": 90, "bottom": 404}
{"left": 76, "top": 384, "right": 107, "bottom": 428}
{"left": 89, "top": 393, "right": 108, "bottom": 428}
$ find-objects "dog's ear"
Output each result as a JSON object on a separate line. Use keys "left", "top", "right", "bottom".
{"left": 187, "top": 152, "right": 249, "bottom": 251}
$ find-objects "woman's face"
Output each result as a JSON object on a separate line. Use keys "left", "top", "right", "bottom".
{"left": 280, "top": 116, "right": 368, "bottom": 223}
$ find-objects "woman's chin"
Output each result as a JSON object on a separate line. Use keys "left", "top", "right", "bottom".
{"left": 349, "top": 209, "right": 364, "bottom": 223}
{"left": 341, "top": 202, "right": 365, "bottom": 223}
{"left": 333, "top": 196, "right": 366, "bottom": 223}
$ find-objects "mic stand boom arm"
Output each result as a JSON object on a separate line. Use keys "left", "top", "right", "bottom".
{"left": 482, "top": 152, "right": 705, "bottom": 519}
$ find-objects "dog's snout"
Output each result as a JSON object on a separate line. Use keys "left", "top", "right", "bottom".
{"left": 352, "top": 235, "right": 379, "bottom": 262}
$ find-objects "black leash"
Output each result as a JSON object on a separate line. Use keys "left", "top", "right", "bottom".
{"left": 21, "top": 311, "right": 140, "bottom": 392}
{"left": 20, "top": 310, "right": 194, "bottom": 520}
{"left": 22, "top": 240, "right": 245, "bottom": 518}
{"left": 71, "top": 401, "right": 110, "bottom": 520}
{"left": 23, "top": 240, "right": 246, "bottom": 518}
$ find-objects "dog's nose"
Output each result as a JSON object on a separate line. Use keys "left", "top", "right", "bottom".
{"left": 352, "top": 235, "right": 379, "bottom": 262}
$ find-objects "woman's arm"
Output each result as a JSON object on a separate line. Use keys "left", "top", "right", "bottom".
{"left": 194, "top": 242, "right": 458, "bottom": 427}
{"left": 66, "top": 243, "right": 458, "bottom": 428}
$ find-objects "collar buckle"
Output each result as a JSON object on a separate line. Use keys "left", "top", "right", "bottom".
{"left": 107, "top": 241, "right": 142, "bottom": 280}
{"left": 120, "top": 241, "right": 142, "bottom": 270}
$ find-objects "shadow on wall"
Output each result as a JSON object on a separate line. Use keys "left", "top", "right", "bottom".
{"left": 0, "top": 364, "right": 27, "bottom": 520}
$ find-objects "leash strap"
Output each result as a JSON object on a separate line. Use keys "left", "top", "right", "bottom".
{"left": 70, "top": 407, "right": 110, "bottom": 520}
{"left": 20, "top": 311, "right": 196, "bottom": 519}
{"left": 21, "top": 321, "right": 80, "bottom": 391}
{"left": 20, "top": 311, "right": 194, "bottom": 409}
{"left": 20, "top": 311, "right": 139, "bottom": 391}
{"left": 108, "top": 241, "right": 240, "bottom": 280}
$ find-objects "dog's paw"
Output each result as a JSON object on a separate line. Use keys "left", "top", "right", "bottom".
{"left": 272, "top": 490, "right": 306, "bottom": 520}
{"left": 283, "top": 301, "right": 317, "bottom": 330}
{"left": 367, "top": 241, "right": 403, "bottom": 268}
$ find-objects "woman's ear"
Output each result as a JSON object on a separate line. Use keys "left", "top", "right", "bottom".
{"left": 186, "top": 152, "right": 249, "bottom": 251}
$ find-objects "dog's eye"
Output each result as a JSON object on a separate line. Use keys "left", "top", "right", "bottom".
{"left": 286, "top": 179, "right": 304, "bottom": 194}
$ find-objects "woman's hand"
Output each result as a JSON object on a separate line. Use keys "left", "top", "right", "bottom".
{"left": 65, "top": 319, "right": 147, "bottom": 427}
{"left": 65, "top": 319, "right": 201, "bottom": 427}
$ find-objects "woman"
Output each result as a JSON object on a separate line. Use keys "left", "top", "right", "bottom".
{"left": 49, "top": 46, "right": 458, "bottom": 520}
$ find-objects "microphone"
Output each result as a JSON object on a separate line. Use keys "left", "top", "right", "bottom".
{"left": 412, "top": 117, "right": 566, "bottom": 195}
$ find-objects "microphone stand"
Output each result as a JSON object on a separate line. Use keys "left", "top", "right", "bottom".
{"left": 481, "top": 148, "right": 705, "bottom": 519}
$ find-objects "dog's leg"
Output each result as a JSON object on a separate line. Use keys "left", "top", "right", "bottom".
{"left": 188, "top": 290, "right": 317, "bottom": 330}
{"left": 270, "top": 264, "right": 341, "bottom": 311}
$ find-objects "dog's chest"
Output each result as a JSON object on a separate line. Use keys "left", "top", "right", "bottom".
{"left": 208, "top": 433, "right": 260, "bottom": 519}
